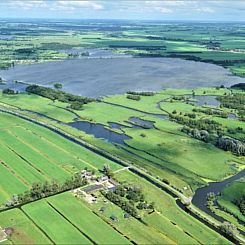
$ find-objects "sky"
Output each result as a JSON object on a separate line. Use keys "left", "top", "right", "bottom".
{"left": 0, "top": 0, "right": 244, "bottom": 21}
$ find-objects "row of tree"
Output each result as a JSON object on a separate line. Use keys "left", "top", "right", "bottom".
{"left": 181, "top": 125, "right": 245, "bottom": 156}
{"left": 126, "top": 94, "right": 141, "bottom": 101}
{"left": 235, "top": 195, "right": 245, "bottom": 215}
{"left": 103, "top": 190, "right": 138, "bottom": 218}
{"left": 193, "top": 108, "right": 228, "bottom": 118}
{"left": 2, "top": 88, "right": 18, "bottom": 95}
{"left": 170, "top": 114, "right": 222, "bottom": 133}
{"left": 126, "top": 91, "right": 155, "bottom": 96}
{"left": 217, "top": 136, "right": 245, "bottom": 156}
{"left": 26, "top": 85, "right": 95, "bottom": 110}
{"left": 102, "top": 184, "right": 154, "bottom": 218}
{"left": 3, "top": 173, "right": 87, "bottom": 208}
{"left": 181, "top": 126, "right": 212, "bottom": 143}
{"left": 218, "top": 93, "right": 245, "bottom": 121}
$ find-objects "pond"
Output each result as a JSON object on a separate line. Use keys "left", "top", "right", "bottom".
{"left": 60, "top": 48, "right": 132, "bottom": 59}
{"left": 68, "top": 121, "right": 131, "bottom": 145}
{"left": 129, "top": 117, "right": 155, "bottom": 129}
{"left": 1, "top": 56, "right": 245, "bottom": 97}
{"left": 192, "top": 95, "right": 221, "bottom": 107}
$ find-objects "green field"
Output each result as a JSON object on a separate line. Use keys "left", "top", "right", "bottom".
{"left": 47, "top": 193, "right": 130, "bottom": 244}
{"left": 0, "top": 19, "right": 245, "bottom": 245}
{"left": 114, "top": 170, "right": 231, "bottom": 245}
{"left": 217, "top": 178, "right": 245, "bottom": 223}
{"left": 0, "top": 111, "right": 121, "bottom": 204}
{"left": 22, "top": 200, "right": 92, "bottom": 244}
{"left": 0, "top": 209, "right": 51, "bottom": 244}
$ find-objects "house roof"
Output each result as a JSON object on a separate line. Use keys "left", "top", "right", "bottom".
{"left": 83, "top": 184, "right": 103, "bottom": 193}
{"left": 110, "top": 215, "right": 118, "bottom": 221}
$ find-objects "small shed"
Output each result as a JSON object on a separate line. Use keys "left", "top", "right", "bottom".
{"left": 124, "top": 213, "right": 130, "bottom": 219}
{"left": 110, "top": 215, "right": 118, "bottom": 222}
{"left": 83, "top": 184, "right": 103, "bottom": 194}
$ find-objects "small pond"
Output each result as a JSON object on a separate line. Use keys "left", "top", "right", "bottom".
{"left": 68, "top": 121, "right": 131, "bottom": 145}
{"left": 129, "top": 117, "right": 155, "bottom": 129}
{"left": 228, "top": 113, "right": 237, "bottom": 119}
{"left": 192, "top": 95, "right": 221, "bottom": 107}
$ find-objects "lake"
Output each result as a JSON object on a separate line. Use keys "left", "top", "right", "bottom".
{"left": 1, "top": 56, "right": 245, "bottom": 97}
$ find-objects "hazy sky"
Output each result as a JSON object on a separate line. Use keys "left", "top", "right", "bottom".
{"left": 0, "top": 0, "right": 244, "bottom": 21}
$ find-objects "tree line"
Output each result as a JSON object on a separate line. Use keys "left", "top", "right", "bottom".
{"left": 126, "top": 91, "right": 155, "bottom": 96}
{"left": 2, "top": 173, "right": 87, "bottom": 209}
{"left": 218, "top": 93, "right": 245, "bottom": 121}
{"left": 102, "top": 185, "right": 154, "bottom": 218}
{"left": 26, "top": 85, "right": 95, "bottom": 110}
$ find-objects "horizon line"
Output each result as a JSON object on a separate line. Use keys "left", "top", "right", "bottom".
{"left": 0, "top": 17, "right": 244, "bottom": 23}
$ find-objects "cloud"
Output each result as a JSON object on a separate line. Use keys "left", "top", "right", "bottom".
{"left": 0, "top": 0, "right": 104, "bottom": 12}
{"left": 195, "top": 7, "right": 214, "bottom": 13}
{"left": 4, "top": 0, "right": 48, "bottom": 10}
{"left": 0, "top": 0, "right": 244, "bottom": 20}
{"left": 57, "top": 1, "right": 104, "bottom": 11}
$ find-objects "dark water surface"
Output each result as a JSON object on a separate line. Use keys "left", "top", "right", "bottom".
{"left": 192, "top": 169, "right": 245, "bottom": 222}
{"left": 68, "top": 121, "right": 131, "bottom": 145}
{"left": 193, "top": 95, "right": 221, "bottom": 107}
{"left": 1, "top": 57, "right": 245, "bottom": 97}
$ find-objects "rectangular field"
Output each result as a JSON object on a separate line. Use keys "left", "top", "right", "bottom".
{"left": 21, "top": 200, "right": 92, "bottom": 244}
{"left": 47, "top": 192, "right": 130, "bottom": 244}
{"left": 0, "top": 112, "right": 121, "bottom": 204}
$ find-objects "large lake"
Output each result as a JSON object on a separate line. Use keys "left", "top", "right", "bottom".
{"left": 1, "top": 55, "right": 245, "bottom": 97}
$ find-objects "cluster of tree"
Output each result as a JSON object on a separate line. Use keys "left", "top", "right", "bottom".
{"left": 206, "top": 192, "right": 216, "bottom": 209}
{"left": 217, "top": 136, "right": 245, "bottom": 156}
{"left": 235, "top": 195, "right": 245, "bottom": 215}
{"left": 2, "top": 88, "right": 18, "bottom": 95}
{"left": 26, "top": 85, "right": 95, "bottom": 110}
{"left": 220, "top": 222, "right": 239, "bottom": 238}
{"left": 102, "top": 185, "right": 154, "bottom": 218}
{"left": 218, "top": 93, "right": 245, "bottom": 120}
{"left": 171, "top": 95, "right": 187, "bottom": 101}
{"left": 0, "top": 77, "right": 6, "bottom": 84}
{"left": 102, "top": 164, "right": 114, "bottom": 178}
{"left": 126, "top": 91, "right": 155, "bottom": 96}
{"left": 126, "top": 94, "right": 141, "bottom": 101}
{"left": 181, "top": 126, "right": 212, "bottom": 143}
{"left": 227, "top": 127, "right": 243, "bottom": 135}
{"left": 231, "top": 83, "right": 245, "bottom": 91}
{"left": 4, "top": 173, "right": 87, "bottom": 208}
{"left": 183, "top": 112, "right": 196, "bottom": 119}
{"left": 53, "top": 83, "right": 62, "bottom": 90}
{"left": 170, "top": 114, "right": 222, "bottom": 133}
{"left": 0, "top": 62, "right": 12, "bottom": 70}
{"left": 68, "top": 51, "right": 89, "bottom": 58}
{"left": 103, "top": 190, "right": 138, "bottom": 218}
{"left": 193, "top": 108, "right": 228, "bottom": 118}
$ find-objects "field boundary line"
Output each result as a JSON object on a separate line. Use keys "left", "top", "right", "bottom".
{"left": 46, "top": 201, "right": 96, "bottom": 244}
{"left": 0, "top": 159, "right": 30, "bottom": 187}
{"left": 21, "top": 126, "right": 97, "bottom": 171}
{"left": 20, "top": 208, "right": 55, "bottom": 244}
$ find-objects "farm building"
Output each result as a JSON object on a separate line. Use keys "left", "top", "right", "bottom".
{"left": 110, "top": 215, "right": 119, "bottom": 222}
{"left": 83, "top": 184, "right": 104, "bottom": 194}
